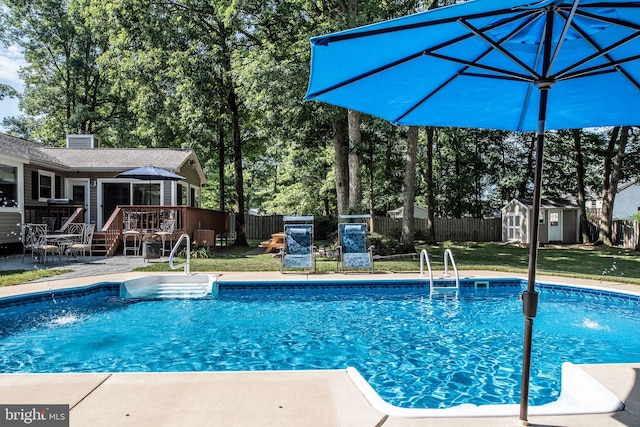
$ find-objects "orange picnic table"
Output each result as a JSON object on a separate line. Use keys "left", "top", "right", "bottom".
{"left": 260, "top": 233, "right": 285, "bottom": 253}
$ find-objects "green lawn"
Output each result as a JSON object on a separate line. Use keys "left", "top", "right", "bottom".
{"left": 138, "top": 241, "right": 640, "bottom": 285}
{"left": 2, "top": 241, "right": 639, "bottom": 287}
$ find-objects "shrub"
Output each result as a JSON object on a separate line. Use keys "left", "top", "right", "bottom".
{"left": 368, "top": 232, "right": 401, "bottom": 256}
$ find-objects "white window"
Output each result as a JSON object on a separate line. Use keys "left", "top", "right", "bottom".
{"left": 539, "top": 211, "right": 545, "bottom": 224}
{"left": 38, "top": 170, "right": 55, "bottom": 202}
{"left": 0, "top": 164, "right": 18, "bottom": 208}
{"left": 549, "top": 212, "right": 559, "bottom": 226}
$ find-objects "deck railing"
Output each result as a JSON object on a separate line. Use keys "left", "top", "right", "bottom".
{"left": 24, "top": 205, "right": 85, "bottom": 231}
{"left": 101, "top": 206, "right": 229, "bottom": 256}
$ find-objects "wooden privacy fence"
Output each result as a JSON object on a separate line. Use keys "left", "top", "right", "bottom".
{"left": 611, "top": 220, "right": 640, "bottom": 249}
{"left": 587, "top": 220, "right": 639, "bottom": 249}
{"left": 374, "top": 217, "right": 502, "bottom": 242}
{"left": 241, "top": 214, "right": 502, "bottom": 242}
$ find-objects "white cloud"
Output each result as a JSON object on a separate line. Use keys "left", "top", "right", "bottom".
{"left": 0, "top": 44, "right": 25, "bottom": 88}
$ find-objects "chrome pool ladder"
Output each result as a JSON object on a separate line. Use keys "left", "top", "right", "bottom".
{"left": 420, "top": 249, "right": 459, "bottom": 295}
{"left": 169, "top": 233, "right": 191, "bottom": 274}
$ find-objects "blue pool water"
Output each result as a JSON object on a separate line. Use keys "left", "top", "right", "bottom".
{"left": 1, "top": 279, "right": 639, "bottom": 409}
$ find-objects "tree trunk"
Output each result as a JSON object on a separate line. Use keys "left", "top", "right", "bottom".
{"left": 229, "top": 85, "right": 247, "bottom": 246}
{"left": 599, "top": 126, "right": 628, "bottom": 246}
{"left": 217, "top": 108, "right": 225, "bottom": 212}
{"left": 401, "top": 127, "right": 418, "bottom": 251}
{"left": 348, "top": 109, "right": 362, "bottom": 210}
{"left": 219, "top": 27, "right": 247, "bottom": 247}
{"left": 333, "top": 117, "right": 349, "bottom": 216}
{"left": 572, "top": 129, "right": 591, "bottom": 244}
{"left": 425, "top": 127, "right": 437, "bottom": 244}
{"left": 519, "top": 134, "right": 536, "bottom": 198}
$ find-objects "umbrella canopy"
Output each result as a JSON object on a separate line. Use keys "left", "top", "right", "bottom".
{"left": 116, "top": 165, "right": 184, "bottom": 181}
{"left": 306, "top": 0, "right": 640, "bottom": 131}
{"left": 305, "top": 0, "right": 640, "bottom": 423}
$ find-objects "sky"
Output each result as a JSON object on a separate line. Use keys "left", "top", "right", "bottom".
{"left": 0, "top": 43, "right": 26, "bottom": 131}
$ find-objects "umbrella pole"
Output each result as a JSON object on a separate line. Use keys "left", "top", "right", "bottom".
{"left": 519, "top": 82, "right": 552, "bottom": 425}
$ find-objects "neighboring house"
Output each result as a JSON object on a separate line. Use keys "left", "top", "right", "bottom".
{"left": 502, "top": 198, "right": 580, "bottom": 244}
{"left": 0, "top": 133, "right": 218, "bottom": 248}
{"left": 388, "top": 205, "right": 429, "bottom": 220}
{"left": 613, "top": 181, "right": 640, "bottom": 219}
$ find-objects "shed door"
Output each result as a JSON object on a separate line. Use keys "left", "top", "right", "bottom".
{"left": 548, "top": 209, "right": 562, "bottom": 242}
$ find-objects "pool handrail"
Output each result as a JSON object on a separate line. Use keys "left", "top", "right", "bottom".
{"left": 443, "top": 248, "right": 460, "bottom": 286}
{"left": 419, "top": 249, "right": 434, "bottom": 289}
{"left": 169, "top": 233, "right": 190, "bottom": 274}
{"left": 421, "top": 249, "right": 459, "bottom": 295}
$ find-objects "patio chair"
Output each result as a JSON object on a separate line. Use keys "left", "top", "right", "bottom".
{"left": 61, "top": 223, "right": 84, "bottom": 261}
{"left": 67, "top": 223, "right": 95, "bottom": 260}
{"left": 280, "top": 216, "right": 315, "bottom": 273}
{"left": 123, "top": 219, "right": 141, "bottom": 256}
{"left": 155, "top": 219, "right": 176, "bottom": 258}
{"left": 22, "top": 223, "right": 38, "bottom": 263}
{"left": 27, "top": 223, "right": 60, "bottom": 264}
{"left": 337, "top": 215, "right": 374, "bottom": 273}
{"left": 42, "top": 216, "right": 56, "bottom": 232}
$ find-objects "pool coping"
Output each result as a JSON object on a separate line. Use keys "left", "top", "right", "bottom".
{"left": 1, "top": 270, "right": 640, "bottom": 426}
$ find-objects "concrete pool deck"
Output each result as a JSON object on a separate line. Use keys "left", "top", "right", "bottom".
{"left": 0, "top": 269, "right": 639, "bottom": 426}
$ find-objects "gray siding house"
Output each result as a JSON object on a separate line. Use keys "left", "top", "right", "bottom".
{"left": 502, "top": 198, "right": 580, "bottom": 244}
{"left": 0, "top": 133, "right": 207, "bottom": 245}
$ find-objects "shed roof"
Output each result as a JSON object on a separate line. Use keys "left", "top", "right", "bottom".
{"left": 515, "top": 198, "right": 579, "bottom": 209}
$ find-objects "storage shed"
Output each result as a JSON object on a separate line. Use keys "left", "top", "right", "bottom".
{"left": 502, "top": 198, "right": 580, "bottom": 244}
{"left": 388, "top": 205, "right": 429, "bottom": 220}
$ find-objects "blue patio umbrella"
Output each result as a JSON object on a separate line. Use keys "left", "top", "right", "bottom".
{"left": 116, "top": 165, "right": 184, "bottom": 181}
{"left": 305, "top": 0, "right": 640, "bottom": 423}
{"left": 116, "top": 166, "right": 184, "bottom": 205}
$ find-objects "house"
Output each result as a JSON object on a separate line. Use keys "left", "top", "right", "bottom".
{"left": 502, "top": 198, "right": 580, "bottom": 244}
{"left": 613, "top": 181, "right": 640, "bottom": 219}
{"left": 388, "top": 205, "right": 429, "bottom": 220}
{"left": 0, "top": 133, "right": 228, "bottom": 254}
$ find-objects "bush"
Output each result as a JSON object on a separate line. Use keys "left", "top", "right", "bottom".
{"left": 368, "top": 232, "right": 401, "bottom": 256}
{"left": 315, "top": 216, "right": 338, "bottom": 240}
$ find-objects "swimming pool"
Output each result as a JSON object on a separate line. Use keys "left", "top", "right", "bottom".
{"left": 0, "top": 277, "right": 639, "bottom": 411}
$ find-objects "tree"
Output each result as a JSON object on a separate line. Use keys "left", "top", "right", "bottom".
{"left": 2, "top": 0, "right": 116, "bottom": 144}
{"left": 424, "top": 126, "right": 437, "bottom": 243}
{"left": 599, "top": 126, "right": 630, "bottom": 245}
{"left": 401, "top": 126, "right": 418, "bottom": 251}
{"left": 348, "top": 109, "right": 363, "bottom": 210}
{"left": 572, "top": 129, "right": 592, "bottom": 244}
{"left": 0, "top": 84, "right": 18, "bottom": 101}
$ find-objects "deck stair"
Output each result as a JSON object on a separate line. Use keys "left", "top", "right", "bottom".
{"left": 91, "top": 232, "right": 108, "bottom": 256}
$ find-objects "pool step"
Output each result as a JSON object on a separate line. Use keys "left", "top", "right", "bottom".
{"left": 121, "top": 274, "right": 218, "bottom": 300}
{"left": 148, "top": 283, "right": 212, "bottom": 299}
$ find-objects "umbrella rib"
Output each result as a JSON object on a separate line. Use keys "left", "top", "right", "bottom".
{"left": 576, "top": 8, "right": 640, "bottom": 32}
{"left": 547, "top": 0, "right": 580, "bottom": 76}
{"left": 307, "top": 10, "right": 538, "bottom": 99}
{"left": 459, "top": 17, "right": 541, "bottom": 80}
{"left": 393, "top": 74, "right": 457, "bottom": 124}
{"left": 393, "top": 11, "right": 543, "bottom": 124}
{"left": 555, "top": 30, "right": 640, "bottom": 79}
{"left": 305, "top": 51, "right": 425, "bottom": 99}
{"left": 312, "top": 6, "right": 522, "bottom": 45}
{"left": 560, "top": 53, "right": 640, "bottom": 88}
{"left": 553, "top": 15, "right": 640, "bottom": 91}
{"left": 426, "top": 52, "right": 534, "bottom": 82}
